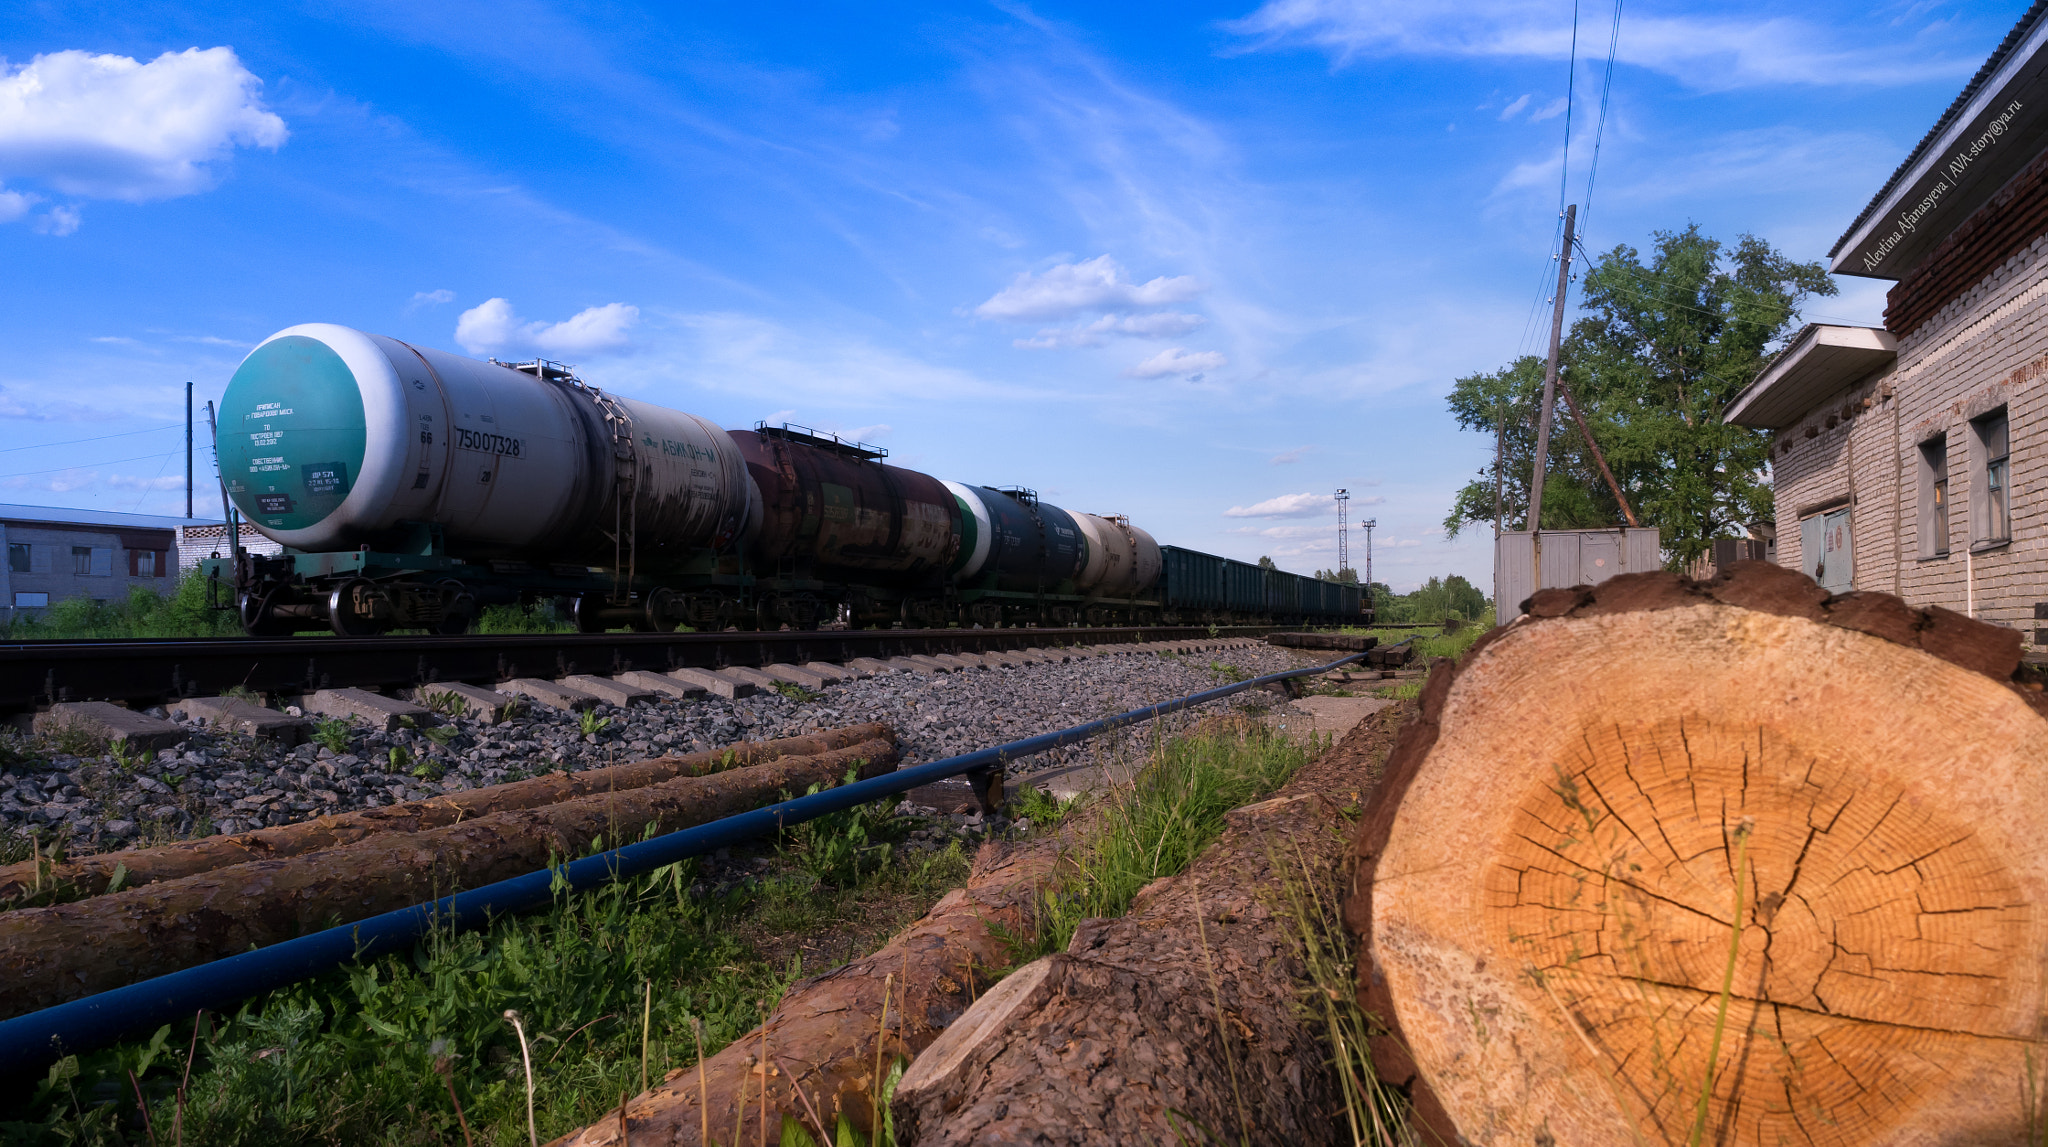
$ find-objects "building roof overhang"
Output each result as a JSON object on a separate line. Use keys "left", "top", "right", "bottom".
{"left": 1725, "top": 325, "right": 1898, "bottom": 429}
{"left": 1831, "top": 3, "right": 2048, "bottom": 280}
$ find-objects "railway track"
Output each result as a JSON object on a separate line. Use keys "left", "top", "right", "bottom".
{"left": 0, "top": 625, "right": 1278, "bottom": 715}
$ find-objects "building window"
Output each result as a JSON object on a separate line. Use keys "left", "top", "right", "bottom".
{"left": 6, "top": 543, "right": 26, "bottom": 574}
{"left": 133, "top": 549, "right": 159, "bottom": 578}
{"left": 1919, "top": 435, "right": 1950, "bottom": 558}
{"left": 13, "top": 592, "right": 46, "bottom": 608}
{"left": 71, "top": 546, "right": 92, "bottom": 575}
{"left": 1975, "top": 408, "right": 2011, "bottom": 548}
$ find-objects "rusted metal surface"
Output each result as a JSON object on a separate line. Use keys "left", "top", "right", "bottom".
{"left": 729, "top": 427, "right": 958, "bottom": 578}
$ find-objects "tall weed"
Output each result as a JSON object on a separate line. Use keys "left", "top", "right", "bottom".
{"left": 1025, "top": 724, "right": 1309, "bottom": 961}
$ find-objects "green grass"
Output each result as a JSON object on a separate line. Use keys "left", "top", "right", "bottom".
{"left": 0, "top": 580, "right": 622, "bottom": 641}
{"left": 474, "top": 603, "right": 577, "bottom": 635}
{"left": 1342, "top": 608, "right": 1495, "bottom": 665}
{"left": 1022, "top": 723, "right": 1311, "bottom": 963}
{"left": 1, "top": 575, "right": 242, "bottom": 640}
{"left": 1267, "top": 826, "right": 1412, "bottom": 1144}
{"left": 5, "top": 811, "right": 971, "bottom": 1145}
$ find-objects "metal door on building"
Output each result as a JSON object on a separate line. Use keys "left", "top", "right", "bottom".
{"left": 1800, "top": 509, "right": 1853, "bottom": 592}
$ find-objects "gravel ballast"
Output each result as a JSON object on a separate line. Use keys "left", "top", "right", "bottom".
{"left": 0, "top": 643, "right": 1323, "bottom": 854}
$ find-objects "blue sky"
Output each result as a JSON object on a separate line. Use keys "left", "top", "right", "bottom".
{"left": 0, "top": 0, "right": 2027, "bottom": 591}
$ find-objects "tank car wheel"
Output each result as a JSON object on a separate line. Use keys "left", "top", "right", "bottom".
{"left": 570, "top": 594, "right": 607, "bottom": 634}
{"left": 434, "top": 580, "right": 477, "bottom": 635}
{"left": 642, "top": 587, "right": 678, "bottom": 633}
{"left": 328, "top": 578, "right": 381, "bottom": 638}
{"left": 238, "top": 589, "right": 292, "bottom": 637}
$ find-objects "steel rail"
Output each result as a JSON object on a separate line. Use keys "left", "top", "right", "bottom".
{"left": 0, "top": 650, "right": 1367, "bottom": 1073}
{"left": 0, "top": 625, "right": 1278, "bottom": 715}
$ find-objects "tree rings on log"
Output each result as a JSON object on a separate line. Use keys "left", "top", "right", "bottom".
{"left": 1351, "top": 572, "right": 2048, "bottom": 1145}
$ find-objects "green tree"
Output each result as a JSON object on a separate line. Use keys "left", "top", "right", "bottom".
{"left": 1443, "top": 225, "right": 1833, "bottom": 568}
{"left": 1375, "top": 575, "right": 1491, "bottom": 623}
{"left": 1573, "top": 225, "right": 1832, "bottom": 566}
{"left": 1256, "top": 555, "right": 1277, "bottom": 571}
{"left": 1313, "top": 566, "right": 1359, "bottom": 584}
{"left": 1442, "top": 356, "right": 1615, "bottom": 538}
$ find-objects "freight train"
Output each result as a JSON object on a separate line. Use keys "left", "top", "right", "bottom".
{"left": 202, "top": 324, "right": 1363, "bottom": 636}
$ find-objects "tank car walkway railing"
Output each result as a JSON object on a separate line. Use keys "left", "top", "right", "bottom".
{"left": 0, "top": 651, "right": 1368, "bottom": 1072}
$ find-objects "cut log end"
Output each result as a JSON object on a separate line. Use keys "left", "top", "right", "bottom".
{"left": 1355, "top": 584, "right": 2048, "bottom": 1146}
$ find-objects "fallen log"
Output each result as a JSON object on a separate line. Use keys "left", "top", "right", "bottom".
{"left": 0, "top": 723, "right": 892, "bottom": 906}
{"left": 0, "top": 738, "right": 897, "bottom": 1018}
{"left": 549, "top": 833, "right": 1066, "bottom": 1147}
{"left": 892, "top": 790, "right": 1352, "bottom": 1145}
{"left": 1348, "top": 562, "right": 2046, "bottom": 1145}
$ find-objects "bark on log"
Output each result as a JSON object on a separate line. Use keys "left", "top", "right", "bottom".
{"left": 892, "top": 790, "right": 1350, "bottom": 1146}
{"left": 0, "top": 739, "right": 898, "bottom": 1018}
{"left": 0, "top": 724, "right": 892, "bottom": 906}
{"left": 1348, "top": 562, "right": 2048, "bottom": 1146}
{"left": 549, "top": 834, "right": 1064, "bottom": 1147}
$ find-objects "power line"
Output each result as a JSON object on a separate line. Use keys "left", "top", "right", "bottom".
{"left": 1559, "top": 0, "right": 1581, "bottom": 213}
{"left": 0, "top": 424, "right": 181, "bottom": 455}
{"left": 131, "top": 446, "right": 179, "bottom": 514}
{"left": 1580, "top": 0, "right": 1624, "bottom": 245}
{"left": 0, "top": 450, "right": 183, "bottom": 481}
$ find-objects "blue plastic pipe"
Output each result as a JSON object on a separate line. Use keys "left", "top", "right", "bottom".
{"left": 0, "top": 650, "right": 1367, "bottom": 1072}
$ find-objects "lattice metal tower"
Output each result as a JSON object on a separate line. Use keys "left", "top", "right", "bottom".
{"left": 1335, "top": 489, "right": 1349, "bottom": 575}
{"left": 1364, "top": 518, "right": 1376, "bottom": 592}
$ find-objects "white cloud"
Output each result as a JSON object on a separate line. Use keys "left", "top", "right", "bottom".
{"left": 1497, "top": 94, "right": 1530, "bottom": 120}
{"left": 592, "top": 311, "right": 1051, "bottom": 406}
{"left": 31, "top": 205, "right": 79, "bottom": 235}
{"left": 0, "top": 186, "right": 32, "bottom": 221}
{"left": 1014, "top": 311, "right": 1206, "bottom": 349}
{"left": 976, "top": 255, "right": 1202, "bottom": 321}
{"left": 1225, "top": 0, "right": 1975, "bottom": 90}
{"left": 1123, "top": 347, "right": 1226, "bottom": 379}
{"left": 105, "top": 473, "right": 186, "bottom": 491}
{"left": 410, "top": 289, "right": 456, "bottom": 306}
{"left": 1229, "top": 523, "right": 1329, "bottom": 538}
{"left": 454, "top": 298, "right": 640, "bottom": 355}
{"left": 0, "top": 385, "right": 107, "bottom": 420}
{"left": 1224, "top": 491, "right": 1333, "bottom": 518}
{"left": 0, "top": 48, "right": 286, "bottom": 203}
{"left": 1268, "top": 445, "right": 1312, "bottom": 465}
{"left": 1526, "top": 96, "right": 1568, "bottom": 124}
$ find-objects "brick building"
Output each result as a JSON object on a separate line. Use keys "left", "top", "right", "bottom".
{"left": 1726, "top": 5, "right": 2048, "bottom": 646}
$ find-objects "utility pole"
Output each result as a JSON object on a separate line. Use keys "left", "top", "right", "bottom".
{"left": 1493, "top": 399, "right": 1506, "bottom": 537}
{"left": 1528, "top": 204, "right": 1577, "bottom": 544}
{"left": 185, "top": 381, "right": 194, "bottom": 519}
{"left": 1364, "top": 518, "right": 1376, "bottom": 616}
{"left": 1335, "top": 489, "right": 1350, "bottom": 577}
{"left": 205, "top": 401, "right": 242, "bottom": 568}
